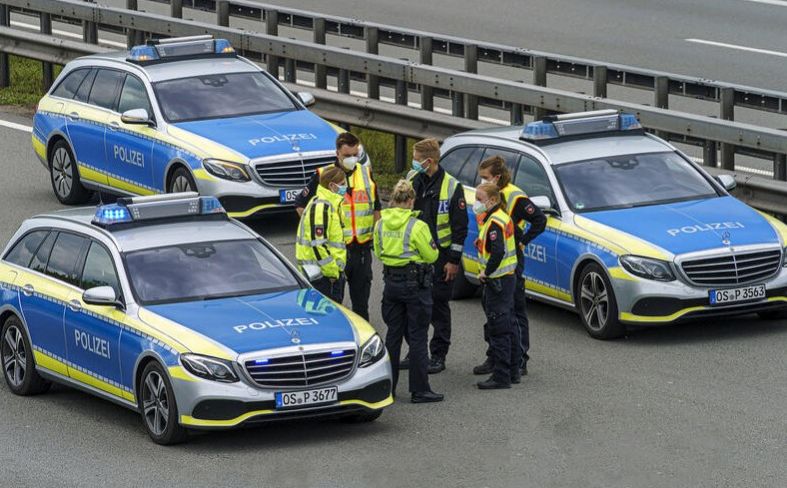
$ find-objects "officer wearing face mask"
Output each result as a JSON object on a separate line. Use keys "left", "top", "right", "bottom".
{"left": 296, "top": 166, "right": 348, "bottom": 302}
{"left": 295, "top": 132, "right": 381, "bottom": 320}
{"left": 402, "top": 138, "right": 468, "bottom": 374}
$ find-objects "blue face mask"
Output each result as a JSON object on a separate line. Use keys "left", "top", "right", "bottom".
{"left": 411, "top": 159, "right": 428, "bottom": 173}
{"left": 335, "top": 184, "right": 348, "bottom": 196}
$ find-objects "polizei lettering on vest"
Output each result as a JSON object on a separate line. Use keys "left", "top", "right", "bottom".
{"left": 248, "top": 133, "right": 318, "bottom": 146}
{"left": 233, "top": 317, "right": 320, "bottom": 334}
{"left": 666, "top": 222, "right": 745, "bottom": 237}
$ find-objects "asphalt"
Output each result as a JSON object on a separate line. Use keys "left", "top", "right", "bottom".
{"left": 0, "top": 112, "right": 785, "bottom": 487}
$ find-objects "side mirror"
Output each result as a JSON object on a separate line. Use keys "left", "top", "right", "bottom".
{"left": 301, "top": 264, "right": 323, "bottom": 283}
{"left": 121, "top": 108, "right": 152, "bottom": 125}
{"left": 530, "top": 195, "right": 559, "bottom": 215}
{"left": 715, "top": 174, "right": 737, "bottom": 191}
{"left": 297, "top": 92, "right": 316, "bottom": 107}
{"left": 82, "top": 286, "right": 121, "bottom": 308}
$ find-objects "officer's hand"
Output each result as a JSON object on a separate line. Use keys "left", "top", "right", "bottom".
{"left": 477, "top": 270, "right": 487, "bottom": 283}
{"left": 444, "top": 262, "right": 459, "bottom": 282}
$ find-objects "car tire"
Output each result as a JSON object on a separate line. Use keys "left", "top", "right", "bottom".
{"left": 576, "top": 263, "right": 625, "bottom": 340}
{"left": 168, "top": 166, "right": 197, "bottom": 194}
{"left": 138, "top": 361, "right": 188, "bottom": 445}
{"left": 757, "top": 309, "right": 787, "bottom": 320}
{"left": 49, "top": 139, "right": 92, "bottom": 205}
{"left": 341, "top": 409, "right": 383, "bottom": 423}
{"left": 451, "top": 264, "right": 480, "bottom": 300}
{"left": 1, "top": 315, "right": 51, "bottom": 395}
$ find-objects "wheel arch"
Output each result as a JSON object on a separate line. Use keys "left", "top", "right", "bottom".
{"left": 45, "top": 132, "right": 75, "bottom": 168}
{"left": 132, "top": 350, "right": 170, "bottom": 404}
{"left": 570, "top": 253, "right": 610, "bottom": 305}
{"left": 164, "top": 159, "right": 197, "bottom": 193}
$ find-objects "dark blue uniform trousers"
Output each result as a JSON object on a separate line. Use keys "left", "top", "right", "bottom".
{"left": 482, "top": 274, "right": 519, "bottom": 384}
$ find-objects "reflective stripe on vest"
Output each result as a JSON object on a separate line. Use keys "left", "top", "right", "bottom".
{"left": 320, "top": 163, "right": 376, "bottom": 244}
{"left": 376, "top": 217, "right": 419, "bottom": 260}
{"left": 435, "top": 173, "right": 458, "bottom": 248}
{"left": 501, "top": 184, "right": 528, "bottom": 231}
{"left": 478, "top": 210, "right": 518, "bottom": 278}
{"left": 296, "top": 197, "right": 346, "bottom": 277}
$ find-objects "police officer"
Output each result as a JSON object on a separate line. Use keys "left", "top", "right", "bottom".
{"left": 295, "top": 132, "right": 380, "bottom": 320}
{"left": 473, "top": 156, "right": 546, "bottom": 377}
{"left": 295, "top": 166, "right": 348, "bottom": 302}
{"left": 374, "top": 179, "right": 443, "bottom": 403}
{"left": 405, "top": 138, "right": 468, "bottom": 374}
{"left": 474, "top": 183, "right": 520, "bottom": 389}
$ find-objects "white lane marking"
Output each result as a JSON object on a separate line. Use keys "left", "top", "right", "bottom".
{"left": 10, "top": 20, "right": 127, "bottom": 49}
{"left": 741, "top": 0, "right": 787, "bottom": 7}
{"left": 0, "top": 119, "right": 32, "bottom": 132}
{"left": 685, "top": 38, "right": 787, "bottom": 58}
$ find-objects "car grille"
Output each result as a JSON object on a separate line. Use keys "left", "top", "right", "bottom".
{"left": 680, "top": 248, "right": 783, "bottom": 286}
{"left": 244, "top": 348, "right": 356, "bottom": 389}
{"left": 255, "top": 155, "right": 335, "bottom": 188}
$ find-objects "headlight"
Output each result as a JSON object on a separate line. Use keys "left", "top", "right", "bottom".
{"left": 358, "top": 334, "right": 385, "bottom": 368}
{"left": 202, "top": 159, "right": 251, "bottom": 182}
{"left": 620, "top": 255, "right": 676, "bottom": 282}
{"left": 180, "top": 354, "right": 239, "bottom": 382}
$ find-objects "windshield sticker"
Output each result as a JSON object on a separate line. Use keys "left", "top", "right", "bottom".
{"left": 575, "top": 202, "right": 585, "bottom": 210}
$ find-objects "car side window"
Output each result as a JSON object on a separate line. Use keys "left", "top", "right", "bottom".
{"left": 514, "top": 155, "right": 556, "bottom": 204}
{"left": 88, "top": 69, "right": 125, "bottom": 110}
{"left": 439, "top": 147, "right": 477, "bottom": 185}
{"left": 80, "top": 242, "right": 121, "bottom": 296}
{"left": 3, "top": 231, "right": 49, "bottom": 268}
{"left": 51, "top": 69, "right": 90, "bottom": 100}
{"left": 45, "top": 233, "right": 88, "bottom": 287}
{"left": 117, "top": 75, "right": 152, "bottom": 116}
{"left": 74, "top": 69, "right": 97, "bottom": 103}
{"left": 29, "top": 231, "right": 57, "bottom": 274}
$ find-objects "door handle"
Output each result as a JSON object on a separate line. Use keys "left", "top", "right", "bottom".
{"left": 109, "top": 121, "right": 119, "bottom": 131}
{"left": 68, "top": 299, "right": 82, "bottom": 312}
{"left": 21, "top": 284, "right": 34, "bottom": 296}
{"left": 67, "top": 112, "right": 80, "bottom": 121}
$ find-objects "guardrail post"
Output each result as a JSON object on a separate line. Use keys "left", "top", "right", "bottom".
{"left": 217, "top": 0, "right": 229, "bottom": 27}
{"left": 313, "top": 17, "right": 327, "bottom": 89}
{"left": 126, "top": 0, "right": 140, "bottom": 48}
{"left": 40, "top": 12, "right": 54, "bottom": 90}
{"left": 394, "top": 78, "right": 408, "bottom": 173}
{"left": 720, "top": 87, "right": 736, "bottom": 170}
{"left": 83, "top": 0, "right": 98, "bottom": 45}
{"left": 0, "top": 5, "right": 8, "bottom": 88}
{"left": 451, "top": 91, "right": 464, "bottom": 117}
{"left": 510, "top": 102, "right": 524, "bottom": 125}
{"left": 703, "top": 140, "right": 718, "bottom": 168}
{"left": 419, "top": 36, "right": 433, "bottom": 111}
{"left": 170, "top": 0, "right": 183, "bottom": 19}
{"left": 365, "top": 26, "right": 379, "bottom": 100}
{"left": 654, "top": 76, "right": 669, "bottom": 138}
{"left": 338, "top": 48, "right": 350, "bottom": 95}
{"left": 464, "top": 44, "right": 478, "bottom": 120}
{"left": 774, "top": 154, "right": 787, "bottom": 181}
{"left": 532, "top": 56, "right": 547, "bottom": 119}
{"left": 593, "top": 65, "right": 607, "bottom": 98}
{"left": 284, "top": 55, "right": 296, "bottom": 83}
{"left": 265, "top": 9, "right": 280, "bottom": 77}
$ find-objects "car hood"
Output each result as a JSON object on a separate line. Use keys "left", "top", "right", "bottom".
{"left": 143, "top": 289, "right": 355, "bottom": 355}
{"left": 577, "top": 196, "right": 780, "bottom": 256}
{"left": 172, "top": 110, "right": 338, "bottom": 160}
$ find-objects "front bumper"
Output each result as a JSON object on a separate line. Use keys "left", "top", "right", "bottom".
{"left": 195, "top": 174, "right": 294, "bottom": 219}
{"left": 613, "top": 266, "right": 787, "bottom": 324}
{"left": 170, "top": 353, "right": 393, "bottom": 429}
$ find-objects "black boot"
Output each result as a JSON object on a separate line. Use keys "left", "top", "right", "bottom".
{"left": 472, "top": 358, "right": 494, "bottom": 375}
{"left": 411, "top": 390, "right": 444, "bottom": 403}
{"left": 427, "top": 357, "right": 445, "bottom": 374}
{"left": 477, "top": 376, "right": 511, "bottom": 390}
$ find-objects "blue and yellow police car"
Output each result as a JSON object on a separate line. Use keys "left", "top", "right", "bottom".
{"left": 32, "top": 35, "right": 350, "bottom": 218}
{"left": 441, "top": 110, "right": 787, "bottom": 339}
{"left": 0, "top": 193, "right": 392, "bottom": 444}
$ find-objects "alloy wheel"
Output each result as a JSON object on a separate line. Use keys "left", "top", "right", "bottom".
{"left": 51, "top": 147, "right": 73, "bottom": 199}
{"left": 579, "top": 271, "right": 609, "bottom": 331}
{"left": 171, "top": 175, "right": 193, "bottom": 193}
{"left": 2, "top": 325, "right": 26, "bottom": 388}
{"left": 142, "top": 371, "right": 170, "bottom": 437}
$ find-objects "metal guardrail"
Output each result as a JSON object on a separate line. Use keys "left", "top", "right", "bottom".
{"left": 0, "top": 0, "right": 785, "bottom": 216}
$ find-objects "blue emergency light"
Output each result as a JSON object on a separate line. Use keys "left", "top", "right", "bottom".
{"left": 92, "top": 193, "right": 226, "bottom": 227}
{"left": 127, "top": 35, "right": 236, "bottom": 65}
{"left": 520, "top": 110, "right": 643, "bottom": 142}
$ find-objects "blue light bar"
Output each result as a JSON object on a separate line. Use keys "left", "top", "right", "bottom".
{"left": 127, "top": 36, "right": 236, "bottom": 65}
{"left": 330, "top": 350, "right": 346, "bottom": 357}
{"left": 91, "top": 193, "right": 226, "bottom": 227}
{"left": 93, "top": 205, "right": 133, "bottom": 226}
{"left": 520, "top": 111, "right": 642, "bottom": 142}
{"left": 254, "top": 359, "right": 270, "bottom": 365}
{"left": 128, "top": 45, "right": 159, "bottom": 63}
{"left": 200, "top": 196, "right": 224, "bottom": 214}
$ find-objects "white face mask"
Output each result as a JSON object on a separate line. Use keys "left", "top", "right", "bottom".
{"left": 480, "top": 176, "right": 498, "bottom": 186}
{"left": 472, "top": 200, "right": 487, "bottom": 214}
{"left": 340, "top": 156, "right": 359, "bottom": 171}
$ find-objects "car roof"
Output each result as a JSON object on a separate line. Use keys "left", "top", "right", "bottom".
{"left": 452, "top": 127, "right": 674, "bottom": 165}
{"left": 32, "top": 207, "right": 255, "bottom": 252}
{"left": 77, "top": 52, "right": 259, "bottom": 82}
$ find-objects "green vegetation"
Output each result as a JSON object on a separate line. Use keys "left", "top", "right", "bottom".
{"left": 352, "top": 126, "right": 415, "bottom": 193}
{"left": 0, "top": 56, "right": 61, "bottom": 107}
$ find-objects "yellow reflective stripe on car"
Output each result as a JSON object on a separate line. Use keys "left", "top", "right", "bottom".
{"left": 572, "top": 215, "right": 670, "bottom": 260}
{"left": 137, "top": 308, "right": 234, "bottom": 360}
{"left": 168, "top": 365, "right": 198, "bottom": 382}
{"left": 192, "top": 168, "right": 215, "bottom": 181}
{"left": 179, "top": 396, "right": 393, "bottom": 428}
{"left": 525, "top": 279, "right": 573, "bottom": 303}
{"left": 33, "top": 350, "right": 68, "bottom": 376}
{"left": 336, "top": 303, "right": 377, "bottom": 345}
{"left": 37, "top": 96, "right": 64, "bottom": 113}
{"left": 68, "top": 367, "right": 136, "bottom": 402}
{"left": 166, "top": 126, "right": 245, "bottom": 163}
{"left": 757, "top": 210, "right": 787, "bottom": 244}
{"left": 227, "top": 203, "right": 284, "bottom": 219}
{"left": 77, "top": 163, "right": 109, "bottom": 186}
{"left": 32, "top": 134, "right": 46, "bottom": 160}
{"left": 608, "top": 266, "right": 639, "bottom": 282}
{"left": 106, "top": 175, "right": 158, "bottom": 196}
{"left": 620, "top": 296, "right": 787, "bottom": 323}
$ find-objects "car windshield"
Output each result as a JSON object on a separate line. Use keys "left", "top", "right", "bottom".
{"left": 154, "top": 72, "right": 298, "bottom": 123}
{"left": 124, "top": 239, "right": 300, "bottom": 305}
{"left": 553, "top": 151, "right": 719, "bottom": 212}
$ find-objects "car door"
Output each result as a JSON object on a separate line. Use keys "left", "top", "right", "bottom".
{"left": 15, "top": 231, "right": 84, "bottom": 376}
{"left": 105, "top": 74, "right": 157, "bottom": 195}
{"left": 64, "top": 240, "right": 125, "bottom": 397}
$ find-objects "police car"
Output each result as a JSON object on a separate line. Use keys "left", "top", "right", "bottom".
{"left": 32, "top": 35, "right": 347, "bottom": 218}
{"left": 445, "top": 110, "right": 787, "bottom": 339}
{"left": 0, "top": 194, "right": 392, "bottom": 444}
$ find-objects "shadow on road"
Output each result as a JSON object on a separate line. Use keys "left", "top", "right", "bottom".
{"left": 624, "top": 314, "right": 787, "bottom": 345}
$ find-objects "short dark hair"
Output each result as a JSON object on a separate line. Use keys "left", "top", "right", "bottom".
{"left": 336, "top": 132, "right": 360, "bottom": 151}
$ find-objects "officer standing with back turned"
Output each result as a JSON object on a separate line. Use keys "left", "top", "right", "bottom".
{"left": 406, "top": 138, "right": 468, "bottom": 374}
{"left": 295, "top": 132, "right": 380, "bottom": 320}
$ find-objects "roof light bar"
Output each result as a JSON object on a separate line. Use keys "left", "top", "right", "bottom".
{"left": 520, "top": 110, "right": 643, "bottom": 142}
{"left": 127, "top": 36, "right": 236, "bottom": 65}
{"left": 92, "top": 193, "right": 226, "bottom": 227}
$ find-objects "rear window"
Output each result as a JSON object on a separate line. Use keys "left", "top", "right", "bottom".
{"left": 88, "top": 69, "right": 125, "bottom": 110}
{"left": 51, "top": 69, "right": 89, "bottom": 100}
{"left": 3, "top": 231, "right": 49, "bottom": 268}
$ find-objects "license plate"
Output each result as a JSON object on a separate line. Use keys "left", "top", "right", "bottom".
{"left": 709, "top": 284, "right": 766, "bottom": 305}
{"left": 275, "top": 386, "right": 338, "bottom": 409}
{"left": 279, "top": 188, "right": 300, "bottom": 204}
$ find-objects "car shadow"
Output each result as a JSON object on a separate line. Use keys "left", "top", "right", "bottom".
{"left": 623, "top": 314, "right": 787, "bottom": 345}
